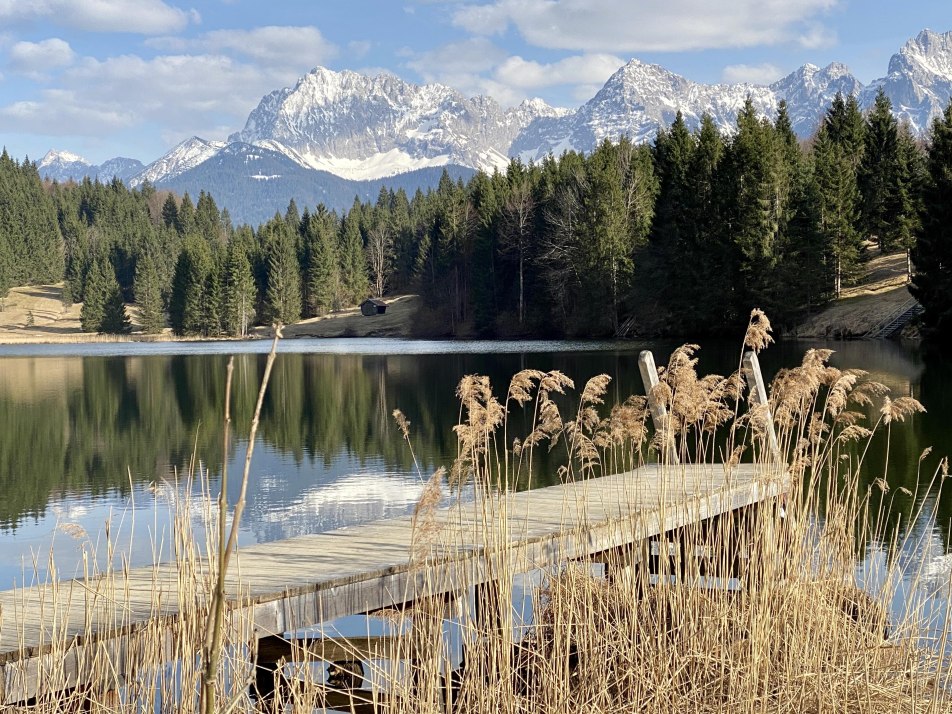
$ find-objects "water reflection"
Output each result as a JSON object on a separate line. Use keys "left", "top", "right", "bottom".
{"left": 0, "top": 338, "right": 947, "bottom": 594}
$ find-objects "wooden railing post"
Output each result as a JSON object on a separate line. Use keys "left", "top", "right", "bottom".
{"left": 638, "top": 350, "right": 679, "bottom": 465}
{"left": 741, "top": 350, "right": 782, "bottom": 465}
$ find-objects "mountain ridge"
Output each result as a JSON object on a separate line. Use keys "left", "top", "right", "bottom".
{"left": 35, "top": 28, "right": 952, "bottom": 225}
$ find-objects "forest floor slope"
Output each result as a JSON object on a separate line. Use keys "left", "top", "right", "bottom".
{"left": 0, "top": 286, "right": 421, "bottom": 344}
{"left": 790, "top": 249, "right": 915, "bottom": 339}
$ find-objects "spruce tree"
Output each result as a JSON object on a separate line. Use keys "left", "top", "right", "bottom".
{"left": 681, "top": 114, "right": 728, "bottom": 329}
{"left": 168, "top": 235, "right": 213, "bottom": 335}
{"left": 814, "top": 114, "right": 863, "bottom": 296}
{"left": 80, "top": 255, "right": 110, "bottom": 332}
{"left": 176, "top": 193, "right": 195, "bottom": 235}
{"left": 339, "top": 215, "right": 369, "bottom": 306}
{"left": 304, "top": 208, "right": 340, "bottom": 316}
{"left": 910, "top": 101, "right": 952, "bottom": 340}
{"left": 859, "top": 89, "right": 901, "bottom": 251}
{"left": 721, "top": 97, "right": 786, "bottom": 317}
{"left": 222, "top": 241, "right": 256, "bottom": 336}
{"left": 134, "top": 252, "right": 165, "bottom": 333}
{"left": 650, "top": 112, "right": 696, "bottom": 319}
{"left": 100, "top": 278, "right": 131, "bottom": 334}
{"left": 263, "top": 221, "right": 302, "bottom": 325}
{"left": 161, "top": 194, "right": 178, "bottom": 229}
{"left": 892, "top": 123, "right": 926, "bottom": 262}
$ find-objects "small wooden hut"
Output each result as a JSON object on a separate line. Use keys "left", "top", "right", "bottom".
{"left": 360, "top": 298, "right": 387, "bottom": 316}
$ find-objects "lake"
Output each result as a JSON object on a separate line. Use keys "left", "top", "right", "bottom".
{"left": 0, "top": 336, "right": 948, "bottom": 608}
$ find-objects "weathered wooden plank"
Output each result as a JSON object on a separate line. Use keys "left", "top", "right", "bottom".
{"left": 0, "top": 462, "right": 788, "bottom": 704}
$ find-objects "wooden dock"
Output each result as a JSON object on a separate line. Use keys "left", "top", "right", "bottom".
{"left": 0, "top": 461, "right": 788, "bottom": 705}
{"left": 0, "top": 349, "right": 788, "bottom": 706}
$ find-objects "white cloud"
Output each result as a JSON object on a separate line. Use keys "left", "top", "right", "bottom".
{"left": 405, "top": 39, "right": 620, "bottom": 106}
{"left": 0, "top": 21, "right": 342, "bottom": 151}
{"left": 798, "top": 23, "right": 838, "bottom": 49}
{"left": 8, "top": 38, "right": 76, "bottom": 79}
{"left": 0, "top": 91, "right": 135, "bottom": 136}
{"left": 404, "top": 37, "right": 514, "bottom": 100}
{"left": 405, "top": 37, "right": 508, "bottom": 79}
{"left": 348, "top": 40, "right": 372, "bottom": 59}
{"left": 721, "top": 63, "right": 783, "bottom": 85}
{"left": 200, "top": 26, "right": 337, "bottom": 69}
{"left": 147, "top": 26, "right": 337, "bottom": 71}
{"left": 495, "top": 54, "right": 623, "bottom": 89}
{"left": 0, "top": 0, "right": 197, "bottom": 34}
{"left": 0, "top": 51, "right": 296, "bottom": 143}
{"left": 453, "top": 0, "right": 840, "bottom": 53}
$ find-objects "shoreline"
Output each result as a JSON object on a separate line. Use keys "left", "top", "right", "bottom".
{"left": 0, "top": 279, "right": 920, "bottom": 346}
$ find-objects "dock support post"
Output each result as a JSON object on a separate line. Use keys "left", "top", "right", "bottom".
{"left": 741, "top": 350, "right": 782, "bottom": 465}
{"left": 638, "top": 350, "right": 679, "bottom": 464}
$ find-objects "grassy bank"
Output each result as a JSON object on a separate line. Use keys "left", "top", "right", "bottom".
{"left": 3, "top": 312, "right": 948, "bottom": 713}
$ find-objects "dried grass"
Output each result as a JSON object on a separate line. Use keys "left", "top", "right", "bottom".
{"left": 1, "top": 316, "right": 948, "bottom": 714}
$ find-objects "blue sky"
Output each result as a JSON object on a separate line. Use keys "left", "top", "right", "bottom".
{"left": 0, "top": 0, "right": 949, "bottom": 164}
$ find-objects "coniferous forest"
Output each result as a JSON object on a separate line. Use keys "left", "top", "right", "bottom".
{"left": 1, "top": 90, "right": 950, "bottom": 340}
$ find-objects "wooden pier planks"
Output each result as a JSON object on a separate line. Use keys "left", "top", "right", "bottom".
{"left": 0, "top": 461, "right": 788, "bottom": 703}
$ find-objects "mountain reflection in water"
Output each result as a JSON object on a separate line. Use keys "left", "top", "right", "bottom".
{"left": 0, "top": 337, "right": 947, "bottom": 594}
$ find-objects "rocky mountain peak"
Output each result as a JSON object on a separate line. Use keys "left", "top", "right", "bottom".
{"left": 891, "top": 28, "right": 952, "bottom": 79}
{"left": 39, "top": 150, "right": 89, "bottom": 167}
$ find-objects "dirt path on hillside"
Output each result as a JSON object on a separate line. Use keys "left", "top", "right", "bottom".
{"left": 791, "top": 248, "right": 916, "bottom": 338}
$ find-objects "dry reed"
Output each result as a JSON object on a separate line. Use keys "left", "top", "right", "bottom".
{"left": 0, "top": 311, "right": 948, "bottom": 713}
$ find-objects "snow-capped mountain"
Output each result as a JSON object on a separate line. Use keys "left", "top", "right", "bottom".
{"left": 513, "top": 59, "right": 784, "bottom": 161}
{"left": 227, "top": 67, "right": 560, "bottom": 180}
{"left": 36, "top": 28, "right": 952, "bottom": 223}
{"left": 861, "top": 29, "right": 952, "bottom": 134}
{"left": 131, "top": 137, "right": 226, "bottom": 186}
{"left": 37, "top": 151, "right": 144, "bottom": 183}
{"left": 769, "top": 63, "right": 865, "bottom": 138}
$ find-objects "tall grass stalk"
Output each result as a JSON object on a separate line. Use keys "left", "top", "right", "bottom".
{"left": 1, "top": 314, "right": 948, "bottom": 713}
{"left": 201, "top": 327, "right": 281, "bottom": 714}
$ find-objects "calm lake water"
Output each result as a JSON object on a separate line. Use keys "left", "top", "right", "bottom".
{"left": 0, "top": 337, "right": 949, "bottom": 612}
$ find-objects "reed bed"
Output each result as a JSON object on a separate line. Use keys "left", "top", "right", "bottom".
{"left": 2, "top": 311, "right": 949, "bottom": 713}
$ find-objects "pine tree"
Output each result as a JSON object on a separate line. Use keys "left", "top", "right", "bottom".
{"left": 80, "top": 255, "right": 110, "bottom": 332}
{"left": 222, "top": 241, "right": 256, "bottom": 336}
{"left": 910, "top": 101, "right": 952, "bottom": 340}
{"left": 161, "top": 193, "right": 179, "bottom": 229}
{"left": 813, "top": 125, "right": 863, "bottom": 297}
{"left": 100, "top": 278, "right": 131, "bottom": 334}
{"left": 339, "top": 214, "right": 369, "bottom": 306}
{"left": 304, "top": 208, "right": 340, "bottom": 316}
{"left": 134, "top": 252, "right": 165, "bottom": 333}
{"left": 263, "top": 220, "right": 302, "bottom": 325}
{"left": 859, "top": 89, "right": 901, "bottom": 251}
{"left": 168, "top": 235, "right": 213, "bottom": 335}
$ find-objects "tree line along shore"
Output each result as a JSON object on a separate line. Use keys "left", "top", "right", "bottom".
{"left": 1, "top": 89, "right": 950, "bottom": 341}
